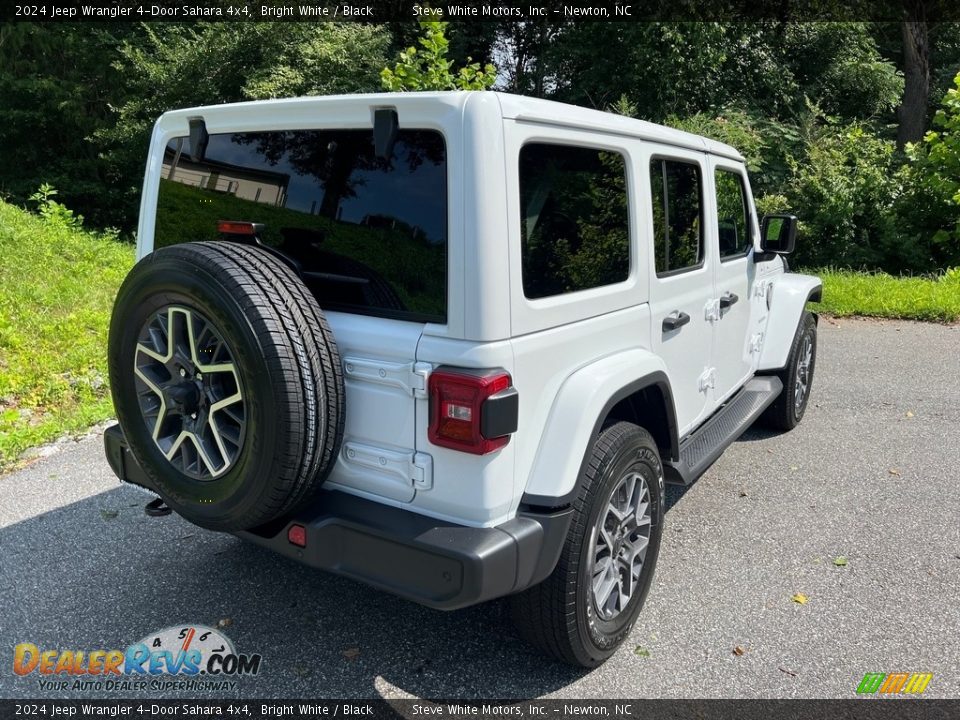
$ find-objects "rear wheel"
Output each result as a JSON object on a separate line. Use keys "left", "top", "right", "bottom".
{"left": 510, "top": 422, "right": 664, "bottom": 667}
{"left": 109, "top": 241, "right": 344, "bottom": 531}
{"left": 761, "top": 311, "right": 817, "bottom": 431}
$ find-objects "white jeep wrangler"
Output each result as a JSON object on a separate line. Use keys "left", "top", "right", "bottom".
{"left": 104, "top": 92, "right": 821, "bottom": 667}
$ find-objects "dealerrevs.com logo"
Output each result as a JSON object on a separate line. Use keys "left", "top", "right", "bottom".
{"left": 13, "top": 624, "right": 262, "bottom": 692}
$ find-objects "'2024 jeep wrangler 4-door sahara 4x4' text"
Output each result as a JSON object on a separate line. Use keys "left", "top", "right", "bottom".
{"left": 104, "top": 92, "right": 821, "bottom": 667}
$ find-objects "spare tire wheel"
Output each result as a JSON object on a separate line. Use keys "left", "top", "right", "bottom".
{"left": 108, "top": 241, "right": 345, "bottom": 531}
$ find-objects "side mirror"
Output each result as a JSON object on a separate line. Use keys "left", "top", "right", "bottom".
{"left": 760, "top": 214, "right": 797, "bottom": 255}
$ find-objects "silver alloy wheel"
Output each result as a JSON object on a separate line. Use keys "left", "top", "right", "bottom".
{"left": 133, "top": 306, "right": 245, "bottom": 480}
{"left": 794, "top": 333, "right": 813, "bottom": 414}
{"left": 591, "top": 471, "right": 652, "bottom": 621}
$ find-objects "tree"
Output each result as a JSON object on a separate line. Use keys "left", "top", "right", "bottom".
{"left": 0, "top": 24, "right": 141, "bottom": 228}
{"left": 897, "top": 10, "right": 931, "bottom": 149}
{"left": 96, "top": 23, "right": 390, "bottom": 230}
{"left": 381, "top": 20, "right": 496, "bottom": 91}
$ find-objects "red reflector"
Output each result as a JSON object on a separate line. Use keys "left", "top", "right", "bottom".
{"left": 217, "top": 220, "right": 257, "bottom": 235}
{"left": 428, "top": 369, "right": 511, "bottom": 455}
{"left": 287, "top": 524, "right": 307, "bottom": 548}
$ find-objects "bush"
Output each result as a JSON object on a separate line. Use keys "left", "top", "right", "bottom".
{"left": 785, "top": 124, "right": 902, "bottom": 270}
{"left": 0, "top": 197, "right": 133, "bottom": 467}
{"left": 895, "top": 71, "right": 960, "bottom": 272}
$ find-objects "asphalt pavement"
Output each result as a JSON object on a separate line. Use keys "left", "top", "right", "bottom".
{"left": 1, "top": 316, "right": 958, "bottom": 700}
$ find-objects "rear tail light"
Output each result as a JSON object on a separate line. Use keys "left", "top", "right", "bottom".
{"left": 428, "top": 368, "right": 518, "bottom": 455}
{"left": 217, "top": 220, "right": 259, "bottom": 236}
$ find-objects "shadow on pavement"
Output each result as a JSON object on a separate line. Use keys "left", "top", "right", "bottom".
{"left": 0, "top": 484, "right": 588, "bottom": 700}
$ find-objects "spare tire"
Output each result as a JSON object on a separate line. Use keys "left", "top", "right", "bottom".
{"left": 108, "top": 241, "right": 344, "bottom": 531}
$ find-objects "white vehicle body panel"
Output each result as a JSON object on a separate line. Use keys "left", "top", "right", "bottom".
{"left": 138, "top": 91, "right": 813, "bottom": 529}
{"left": 758, "top": 272, "right": 823, "bottom": 371}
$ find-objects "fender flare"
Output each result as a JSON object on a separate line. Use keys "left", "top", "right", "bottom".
{"left": 520, "top": 349, "right": 678, "bottom": 509}
{"left": 758, "top": 273, "right": 823, "bottom": 371}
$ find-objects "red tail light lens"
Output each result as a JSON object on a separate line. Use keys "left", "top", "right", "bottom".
{"left": 428, "top": 369, "right": 514, "bottom": 455}
{"left": 217, "top": 220, "right": 257, "bottom": 235}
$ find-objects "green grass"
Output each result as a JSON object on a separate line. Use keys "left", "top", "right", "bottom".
{"left": 0, "top": 200, "right": 133, "bottom": 469}
{"left": 809, "top": 268, "right": 960, "bottom": 322}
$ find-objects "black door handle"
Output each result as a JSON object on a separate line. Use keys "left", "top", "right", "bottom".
{"left": 720, "top": 292, "right": 739, "bottom": 310}
{"left": 662, "top": 311, "right": 691, "bottom": 332}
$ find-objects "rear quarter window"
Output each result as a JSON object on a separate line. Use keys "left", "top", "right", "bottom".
{"left": 157, "top": 129, "right": 447, "bottom": 323}
{"left": 518, "top": 143, "right": 630, "bottom": 299}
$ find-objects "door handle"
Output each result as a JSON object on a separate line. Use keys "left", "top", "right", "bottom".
{"left": 719, "top": 292, "right": 739, "bottom": 311}
{"left": 662, "top": 311, "right": 691, "bottom": 332}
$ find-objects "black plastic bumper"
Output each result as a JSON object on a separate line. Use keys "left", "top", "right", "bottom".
{"left": 103, "top": 424, "right": 572, "bottom": 610}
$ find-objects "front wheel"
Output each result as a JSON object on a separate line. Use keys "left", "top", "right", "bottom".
{"left": 761, "top": 311, "right": 817, "bottom": 431}
{"left": 510, "top": 422, "right": 664, "bottom": 667}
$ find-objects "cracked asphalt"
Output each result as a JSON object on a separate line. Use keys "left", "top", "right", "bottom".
{"left": 1, "top": 316, "right": 958, "bottom": 700}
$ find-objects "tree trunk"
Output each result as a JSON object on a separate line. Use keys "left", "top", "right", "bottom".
{"left": 897, "top": 16, "right": 930, "bottom": 150}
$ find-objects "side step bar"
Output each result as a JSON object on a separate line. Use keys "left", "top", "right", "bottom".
{"left": 663, "top": 376, "right": 782, "bottom": 486}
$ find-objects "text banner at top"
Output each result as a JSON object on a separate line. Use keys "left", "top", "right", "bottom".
{"left": 5, "top": 0, "right": 960, "bottom": 23}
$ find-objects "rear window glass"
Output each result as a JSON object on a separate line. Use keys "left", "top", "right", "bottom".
{"left": 158, "top": 129, "right": 447, "bottom": 323}
{"left": 519, "top": 143, "right": 630, "bottom": 299}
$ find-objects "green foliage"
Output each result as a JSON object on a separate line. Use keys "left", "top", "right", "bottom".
{"left": 771, "top": 23, "right": 903, "bottom": 121}
{"left": 0, "top": 25, "right": 137, "bottom": 229}
{"left": 96, "top": 23, "right": 390, "bottom": 231}
{"left": 810, "top": 268, "right": 960, "bottom": 322}
{"left": 0, "top": 198, "right": 134, "bottom": 468}
{"left": 29, "top": 184, "right": 84, "bottom": 229}
{"left": 785, "top": 124, "right": 901, "bottom": 270}
{"left": 755, "top": 193, "right": 790, "bottom": 217}
{"left": 381, "top": 20, "right": 496, "bottom": 91}
{"left": 667, "top": 109, "right": 775, "bottom": 176}
{"left": 896, "top": 71, "right": 960, "bottom": 271}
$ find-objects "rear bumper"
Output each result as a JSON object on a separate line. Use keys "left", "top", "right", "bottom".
{"left": 103, "top": 424, "right": 572, "bottom": 610}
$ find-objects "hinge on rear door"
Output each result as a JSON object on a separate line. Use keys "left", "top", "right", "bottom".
{"left": 342, "top": 442, "right": 433, "bottom": 490}
{"left": 411, "top": 362, "right": 431, "bottom": 399}
{"left": 704, "top": 298, "right": 721, "bottom": 322}
{"left": 750, "top": 332, "right": 764, "bottom": 354}
{"left": 343, "top": 357, "right": 431, "bottom": 398}
{"left": 411, "top": 452, "right": 433, "bottom": 490}
{"left": 698, "top": 367, "right": 716, "bottom": 392}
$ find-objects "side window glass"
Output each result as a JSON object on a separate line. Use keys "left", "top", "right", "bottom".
{"left": 715, "top": 169, "right": 751, "bottom": 260}
{"left": 650, "top": 159, "right": 703, "bottom": 275}
{"left": 519, "top": 143, "right": 630, "bottom": 299}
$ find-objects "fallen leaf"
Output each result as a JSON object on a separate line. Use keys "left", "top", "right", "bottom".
{"left": 791, "top": 593, "right": 808, "bottom": 605}
{"left": 342, "top": 647, "right": 360, "bottom": 661}
{"left": 216, "top": 618, "right": 232, "bottom": 628}
{"left": 634, "top": 646, "right": 651, "bottom": 658}
{"left": 790, "top": 465, "right": 799, "bottom": 471}
{"left": 779, "top": 667, "right": 798, "bottom": 677}
{"left": 738, "top": 489, "right": 748, "bottom": 498}
{"left": 889, "top": 468, "right": 901, "bottom": 476}
{"left": 100, "top": 509, "right": 119, "bottom": 520}
{"left": 906, "top": 411, "right": 914, "bottom": 418}
{"left": 732, "top": 646, "right": 746, "bottom": 656}
{"left": 833, "top": 556, "right": 848, "bottom": 567}
{"left": 292, "top": 665, "right": 310, "bottom": 678}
